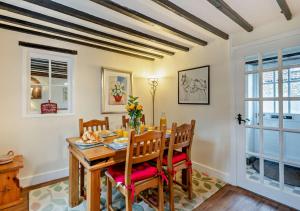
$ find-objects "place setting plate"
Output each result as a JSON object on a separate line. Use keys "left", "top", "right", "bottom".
{"left": 113, "top": 137, "right": 128, "bottom": 144}
{"left": 75, "top": 139, "right": 102, "bottom": 146}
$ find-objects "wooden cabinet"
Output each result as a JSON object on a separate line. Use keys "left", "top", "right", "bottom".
{"left": 0, "top": 155, "right": 23, "bottom": 209}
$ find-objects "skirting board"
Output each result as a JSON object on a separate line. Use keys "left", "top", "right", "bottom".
{"left": 20, "top": 168, "right": 69, "bottom": 188}
{"left": 192, "top": 161, "right": 230, "bottom": 183}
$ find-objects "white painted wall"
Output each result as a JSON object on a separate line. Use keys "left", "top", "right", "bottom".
{"left": 0, "top": 28, "right": 153, "bottom": 187}
{"left": 153, "top": 39, "right": 232, "bottom": 181}
{"left": 231, "top": 15, "right": 300, "bottom": 48}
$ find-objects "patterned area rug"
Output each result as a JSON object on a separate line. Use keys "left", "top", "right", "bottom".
{"left": 29, "top": 169, "right": 225, "bottom": 211}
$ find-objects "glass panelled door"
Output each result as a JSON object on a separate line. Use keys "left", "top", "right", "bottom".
{"left": 237, "top": 45, "right": 300, "bottom": 209}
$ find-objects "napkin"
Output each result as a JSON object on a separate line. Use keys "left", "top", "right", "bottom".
{"left": 106, "top": 142, "right": 128, "bottom": 150}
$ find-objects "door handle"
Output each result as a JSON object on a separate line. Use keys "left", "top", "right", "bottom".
{"left": 236, "top": 114, "right": 250, "bottom": 125}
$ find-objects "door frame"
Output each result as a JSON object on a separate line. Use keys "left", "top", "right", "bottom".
{"left": 231, "top": 29, "right": 300, "bottom": 210}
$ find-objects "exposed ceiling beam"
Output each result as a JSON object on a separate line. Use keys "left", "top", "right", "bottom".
{"left": 89, "top": 0, "right": 207, "bottom": 45}
{"left": 0, "top": 15, "right": 163, "bottom": 59}
{"left": 150, "top": 0, "right": 229, "bottom": 40}
{"left": 19, "top": 41, "right": 78, "bottom": 55}
{"left": 0, "top": 23, "right": 155, "bottom": 61}
{"left": 207, "top": 0, "right": 253, "bottom": 32}
{"left": 23, "top": 0, "right": 190, "bottom": 51}
{"left": 0, "top": 2, "right": 174, "bottom": 56}
{"left": 276, "top": 0, "right": 292, "bottom": 20}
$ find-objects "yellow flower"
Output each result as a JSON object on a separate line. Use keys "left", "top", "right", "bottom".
{"left": 137, "top": 104, "right": 143, "bottom": 110}
{"left": 129, "top": 104, "right": 135, "bottom": 110}
{"left": 125, "top": 105, "right": 130, "bottom": 111}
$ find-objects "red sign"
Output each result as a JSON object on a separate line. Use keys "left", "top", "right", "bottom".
{"left": 41, "top": 100, "right": 58, "bottom": 114}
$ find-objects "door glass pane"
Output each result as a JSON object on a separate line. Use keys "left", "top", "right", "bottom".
{"left": 263, "top": 52, "right": 278, "bottom": 70}
{"left": 283, "top": 101, "right": 300, "bottom": 129}
{"left": 290, "top": 101, "right": 300, "bottom": 114}
{"left": 246, "top": 73, "right": 259, "bottom": 98}
{"left": 246, "top": 101, "right": 259, "bottom": 126}
{"left": 245, "top": 55, "right": 258, "bottom": 72}
{"left": 284, "top": 164, "right": 300, "bottom": 196}
{"left": 284, "top": 132, "right": 300, "bottom": 163}
{"left": 246, "top": 128, "right": 260, "bottom": 154}
{"left": 290, "top": 81, "right": 300, "bottom": 97}
{"left": 282, "top": 46, "right": 300, "bottom": 67}
{"left": 263, "top": 71, "right": 278, "bottom": 98}
{"left": 263, "top": 130, "right": 280, "bottom": 158}
{"left": 246, "top": 154, "right": 260, "bottom": 182}
{"left": 283, "top": 68, "right": 300, "bottom": 97}
{"left": 263, "top": 101, "right": 279, "bottom": 127}
{"left": 264, "top": 160, "right": 279, "bottom": 188}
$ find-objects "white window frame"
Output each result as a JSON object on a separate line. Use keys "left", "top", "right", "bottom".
{"left": 22, "top": 48, "right": 75, "bottom": 117}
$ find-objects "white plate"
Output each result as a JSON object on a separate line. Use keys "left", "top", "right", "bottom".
{"left": 0, "top": 159, "right": 13, "bottom": 165}
{"left": 75, "top": 139, "right": 101, "bottom": 146}
{"left": 0, "top": 151, "right": 14, "bottom": 162}
{"left": 113, "top": 137, "right": 128, "bottom": 144}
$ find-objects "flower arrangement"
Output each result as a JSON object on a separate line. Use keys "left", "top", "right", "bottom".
{"left": 126, "top": 96, "right": 143, "bottom": 133}
{"left": 111, "top": 81, "right": 125, "bottom": 102}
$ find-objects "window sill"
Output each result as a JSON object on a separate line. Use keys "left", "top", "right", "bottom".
{"left": 23, "top": 112, "right": 75, "bottom": 118}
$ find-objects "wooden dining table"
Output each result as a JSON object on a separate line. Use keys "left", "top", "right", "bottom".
{"left": 66, "top": 133, "right": 187, "bottom": 211}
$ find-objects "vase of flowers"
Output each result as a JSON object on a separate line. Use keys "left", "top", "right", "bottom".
{"left": 126, "top": 96, "right": 143, "bottom": 134}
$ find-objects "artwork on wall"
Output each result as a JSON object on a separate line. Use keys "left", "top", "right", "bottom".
{"left": 101, "top": 67, "right": 132, "bottom": 113}
{"left": 178, "top": 65, "right": 210, "bottom": 105}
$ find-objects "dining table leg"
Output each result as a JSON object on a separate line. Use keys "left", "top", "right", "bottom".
{"left": 86, "top": 169, "right": 101, "bottom": 211}
{"left": 69, "top": 151, "right": 80, "bottom": 207}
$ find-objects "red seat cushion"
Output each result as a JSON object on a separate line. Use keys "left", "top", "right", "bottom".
{"left": 162, "top": 151, "right": 187, "bottom": 165}
{"left": 107, "top": 162, "right": 158, "bottom": 184}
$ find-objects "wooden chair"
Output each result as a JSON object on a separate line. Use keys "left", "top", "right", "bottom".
{"left": 163, "top": 120, "right": 196, "bottom": 211}
{"left": 79, "top": 117, "right": 109, "bottom": 136}
{"left": 106, "top": 129, "right": 166, "bottom": 211}
{"left": 122, "top": 114, "right": 146, "bottom": 128}
{"left": 78, "top": 117, "right": 110, "bottom": 197}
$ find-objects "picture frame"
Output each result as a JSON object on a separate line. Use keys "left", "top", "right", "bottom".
{"left": 101, "top": 67, "right": 133, "bottom": 114}
{"left": 178, "top": 65, "right": 210, "bottom": 105}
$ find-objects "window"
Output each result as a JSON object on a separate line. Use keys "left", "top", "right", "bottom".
{"left": 24, "top": 50, "right": 74, "bottom": 116}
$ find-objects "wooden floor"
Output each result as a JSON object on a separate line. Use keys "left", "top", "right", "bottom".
{"left": 196, "top": 185, "right": 295, "bottom": 211}
{"left": 3, "top": 180, "right": 295, "bottom": 211}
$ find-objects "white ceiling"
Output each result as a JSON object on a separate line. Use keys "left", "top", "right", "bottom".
{"left": 0, "top": 0, "right": 300, "bottom": 58}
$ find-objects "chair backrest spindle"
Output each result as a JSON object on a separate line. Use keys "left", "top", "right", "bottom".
{"left": 79, "top": 117, "right": 110, "bottom": 136}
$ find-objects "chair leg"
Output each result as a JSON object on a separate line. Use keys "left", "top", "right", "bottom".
{"left": 158, "top": 178, "right": 164, "bottom": 211}
{"left": 79, "top": 164, "right": 85, "bottom": 197}
{"left": 181, "top": 169, "right": 187, "bottom": 191}
{"left": 187, "top": 169, "right": 193, "bottom": 200}
{"left": 168, "top": 174, "right": 175, "bottom": 211}
{"left": 125, "top": 191, "right": 132, "bottom": 211}
{"left": 106, "top": 177, "right": 112, "bottom": 210}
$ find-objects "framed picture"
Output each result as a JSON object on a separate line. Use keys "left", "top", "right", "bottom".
{"left": 178, "top": 65, "right": 210, "bottom": 105}
{"left": 101, "top": 67, "right": 132, "bottom": 113}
